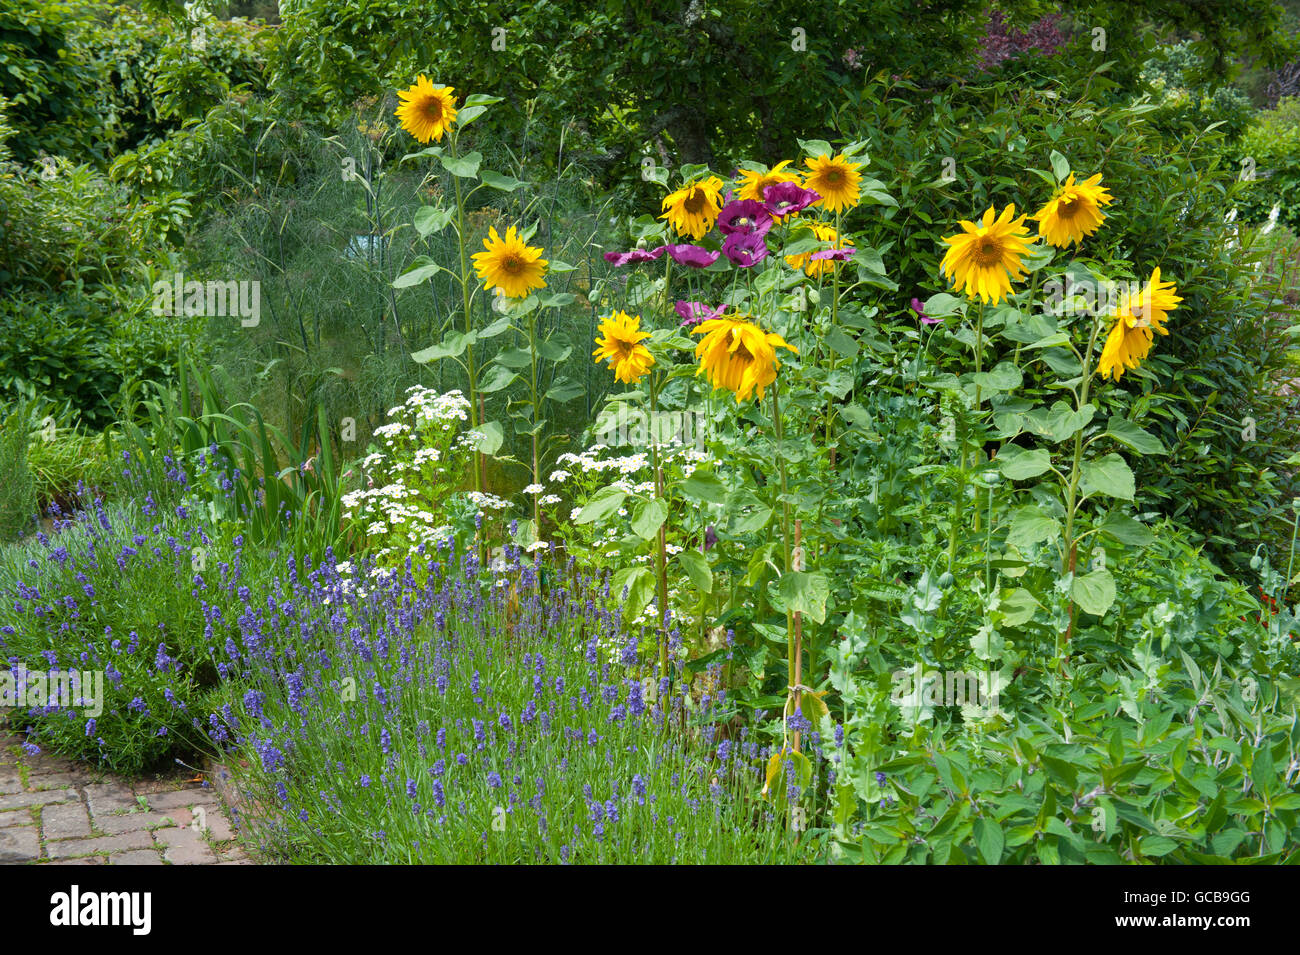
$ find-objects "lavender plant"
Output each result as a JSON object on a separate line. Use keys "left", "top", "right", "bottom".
{"left": 209, "top": 540, "right": 827, "bottom": 863}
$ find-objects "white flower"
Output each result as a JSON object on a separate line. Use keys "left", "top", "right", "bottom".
{"left": 549, "top": 470, "right": 571, "bottom": 482}
{"left": 540, "top": 494, "right": 561, "bottom": 505}
{"left": 523, "top": 483, "right": 544, "bottom": 495}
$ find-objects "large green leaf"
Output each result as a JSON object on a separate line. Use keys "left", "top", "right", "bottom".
{"left": 472, "top": 420, "right": 504, "bottom": 456}
{"left": 1105, "top": 416, "right": 1165, "bottom": 456}
{"left": 611, "top": 567, "right": 655, "bottom": 621}
{"left": 1006, "top": 506, "right": 1060, "bottom": 548}
{"left": 439, "top": 150, "right": 482, "bottom": 178}
{"left": 630, "top": 498, "right": 668, "bottom": 540}
{"left": 997, "top": 446, "right": 1053, "bottom": 480}
{"left": 1080, "top": 454, "right": 1135, "bottom": 501}
{"left": 774, "top": 571, "right": 830, "bottom": 624}
{"left": 576, "top": 484, "right": 627, "bottom": 524}
{"left": 681, "top": 468, "right": 729, "bottom": 504}
{"left": 970, "top": 361, "right": 1022, "bottom": 394}
{"left": 413, "top": 205, "right": 454, "bottom": 236}
{"left": 1071, "top": 567, "right": 1117, "bottom": 616}
{"left": 678, "top": 549, "right": 713, "bottom": 594}
{"left": 393, "top": 258, "right": 441, "bottom": 288}
{"left": 1096, "top": 510, "right": 1154, "bottom": 547}
{"left": 410, "top": 329, "right": 476, "bottom": 363}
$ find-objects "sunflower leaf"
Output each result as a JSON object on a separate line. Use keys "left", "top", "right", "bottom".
{"left": 630, "top": 498, "right": 668, "bottom": 541}
{"left": 472, "top": 420, "right": 504, "bottom": 456}
{"left": 678, "top": 550, "right": 713, "bottom": 594}
{"left": 438, "top": 151, "right": 481, "bottom": 179}
{"left": 1071, "top": 567, "right": 1117, "bottom": 616}
{"left": 413, "top": 206, "right": 454, "bottom": 237}
{"left": 1080, "top": 454, "right": 1135, "bottom": 500}
{"left": 576, "top": 484, "right": 627, "bottom": 525}
{"left": 1049, "top": 150, "right": 1070, "bottom": 182}
{"left": 392, "top": 258, "right": 441, "bottom": 288}
{"left": 997, "top": 446, "right": 1052, "bottom": 480}
{"left": 1105, "top": 416, "right": 1166, "bottom": 455}
{"left": 480, "top": 169, "right": 525, "bottom": 192}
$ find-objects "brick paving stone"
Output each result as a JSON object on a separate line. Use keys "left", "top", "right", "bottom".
{"left": 0, "top": 789, "right": 74, "bottom": 810}
{"left": 0, "top": 825, "right": 41, "bottom": 862}
{"left": 0, "top": 808, "right": 32, "bottom": 828}
{"left": 107, "top": 849, "right": 165, "bottom": 866}
{"left": 29, "top": 772, "right": 83, "bottom": 791}
{"left": 46, "top": 830, "right": 152, "bottom": 860}
{"left": 51, "top": 857, "right": 102, "bottom": 865}
{"left": 146, "top": 789, "right": 217, "bottom": 812}
{"left": 203, "top": 809, "right": 235, "bottom": 841}
{"left": 95, "top": 811, "right": 174, "bottom": 835}
{"left": 154, "top": 826, "right": 218, "bottom": 865}
{"left": 41, "top": 802, "right": 92, "bottom": 840}
{"left": 83, "top": 783, "right": 140, "bottom": 816}
{"left": 0, "top": 765, "right": 22, "bottom": 794}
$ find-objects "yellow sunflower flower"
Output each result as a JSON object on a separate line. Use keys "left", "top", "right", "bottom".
{"left": 1097, "top": 267, "right": 1181, "bottom": 382}
{"left": 593, "top": 311, "right": 655, "bottom": 384}
{"left": 939, "top": 204, "right": 1034, "bottom": 305}
{"left": 1033, "top": 173, "right": 1113, "bottom": 247}
{"left": 394, "top": 76, "right": 458, "bottom": 144}
{"left": 737, "top": 160, "right": 801, "bottom": 204}
{"left": 692, "top": 314, "right": 798, "bottom": 404}
{"left": 660, "top": 176, "right": 726, "bottom": 239}
{"left": 803, "top": 154, "right": 863, "bottom": 215}
{"left": 472, "top": 226, "right": 548, "bottom": 299}
{"left": 784, "top": 221, "right": 854, "bottom": 278}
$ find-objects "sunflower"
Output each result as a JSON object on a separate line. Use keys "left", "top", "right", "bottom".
{"left": 1033, "top": 173, "right": 1113, "bottom": 247}
{"left": 472, "top": 226, "right": 548, "bottom": 299}
{"left": 803, "top": 154, "right": 863, "bottom": 215}
{"left": 939, "top": 204, "right": 1034, "bottom": 305}
{"left": 785, "top": 221, "right": 855, "bottom": 278}
{"left": 692, "top": 314, "right": 798, "bottom": 403}
{"left": 1096, "top": 267, "right": 1181, "bottom": 382}
{"left": 394, "top": 76, "right": 458, "bottom": 144}
{"left": 593, "top": 311, "right": 655, "bottom": 384}
{"left": 660, "top": 176, "right": 726, "bottom": 239}
{"left": 737, "top": 160, "right": 801, "bottom": 205}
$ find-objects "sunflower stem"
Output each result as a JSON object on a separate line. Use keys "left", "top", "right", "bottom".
{"left": 773, "top": 383, "right": 794, "bottom": 689}
{"left": 649, "top": 373, "right": 671, "bottom": 682}
{"left": 1060, "top": 311, "right": 1104, "bottom": 664}
{"left": 449, "top": 130, "right": 483, "bottom": 498}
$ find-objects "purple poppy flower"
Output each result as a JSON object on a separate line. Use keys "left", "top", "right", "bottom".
{"left": 717, "top": 199, "right": 773, "bottom": 237}
{"left": 674, "top": 300, "right": 726, "bottom": 328}
{"left": 722, "top": 231, "right": 770, "bottom": 268}
{"left": 911, "top": 297, "right": 941, "bottom": 325}
{"left": 660, "top": 244, "right": 720, "bottom": 269}
{"left": 603, "top": 247, "right": 666, "bottom": 266}
{"left": 704, "top": 525, "right": 718, "bottom": 550}
{"left": 763, "top": 181, "right": 821, "bottom": 217}
{"left": 811, "top": 247, "right": 856, "bottom": 263}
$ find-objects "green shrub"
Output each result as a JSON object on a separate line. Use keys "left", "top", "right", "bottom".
{"left": 0, "top": 497, "right": 273, "bottom": 773}
{"left": 0, "top": 403, "right": 37, "bottom": 542}
{"left": 838, "top": 75, "right": 1300, "bottom": 574}
{"left": 1237, "top": 96, "right": 1300, "bottom": 231}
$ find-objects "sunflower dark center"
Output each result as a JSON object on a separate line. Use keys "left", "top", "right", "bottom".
{"left": 684, "top": 189, "right": 707, "bottom": 214}
{"left": 501, "top": 255, "right": 522, "bottom": 274}
{"left": 615, "top": 339, "right": 634, "bottom": 358}
{"left": 1056, "top": 197, "right": 1081, "bottom": 218}
{"left": 974, "top": 238, "right": 1002, "bottom": 266}
{"left": 824, "top": 170, "right": 843, "bottom": 184}
{"left": 424, "top": 98, "right": 443, "bottom": 122}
